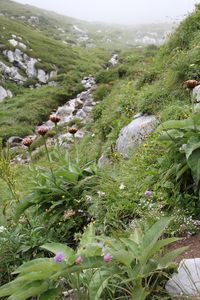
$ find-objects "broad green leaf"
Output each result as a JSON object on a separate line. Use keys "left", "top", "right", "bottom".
{"left": 88, "top": 270, "right": 110, "bottom": 300}
{"left": 79, "top": 223, "right": 95, "bottom": 249}
{"left": 15, "top": 194, "right": 35, "bottom": 221}
{"left": 157, "top": 247, "right": 188, "bottom": 269}
{"left": 0, "top": 281, "right": 22, "bottom": 297}
{"left": 8, "top": 281, "right": 48, "bottom": 300}
{"left": 79, "top": 242, "right": 102, "bottom": 257}
{"left": 61, "top": 256, "right": 104, "bottom": 276}
{"left": 120, "top": 237, "right": 140, "bottom": 257}
{"left": 130, "top": 285, "right": 149, "bottom": 300}
{"left": 185, "top": 136, "right": 200, "bottom": 159}
{"left": 140, "top": 217, "right": 172, "bottom": 263}
{"left": 38, "top": 287, "right": 61, "bottom": 300}
{"left": 13, "top": 258, "right": 63, "bottom": 275}
{"left": 187, "top": 149, "right": 200, "bottom": 184}
{"left": 15, "top": 271, "right": 54, "bottom": 283}
{"left": 157, "top": 118, "right": 193, "bottom": 132}
{"left": 144, "top": 237, "right": 181, "bottom": 260}
{"left": 41, "top": 243, "right": 75, "bottom": 265}
{"left": 111, "top": 250, "right": 134, "bottom": 266}
{"left": 130, "top": 227, "right": 143, "bottom": 244}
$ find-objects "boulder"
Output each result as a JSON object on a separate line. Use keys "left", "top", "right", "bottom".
{"left": 109, "top": 54, "right": 118, "bottom": 66}
{"left": 8, "top": 39, "right": 18, "bottom": 47}
{"left": 0, "top": 86, "right": 8, "bottom": 102}
{"left": 166, "top": 259, "right": 200, "bottom": 297}
{"left": 37, "top": 69, "right": 49, "bottom": 83}
{"left": 8, "top": 136, "right": 23, "bottom": 147}
{"left": 25, "top": 56, "right": 37, "bottom": 77}
{"left": 193, "top": 85, "right": 200, "bottom": 102}
{"left": 116, "top": 115, "right": 157, "bottom": 157}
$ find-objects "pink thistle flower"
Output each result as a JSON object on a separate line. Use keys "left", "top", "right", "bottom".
{"left": 75, "top": 255, "right": 83, "bottom": 264}
{"left": 54, "top": 252, "right": 64, "bottom": 263}
{"left": 103, "top": 254, "right": 112, "bottom": 263}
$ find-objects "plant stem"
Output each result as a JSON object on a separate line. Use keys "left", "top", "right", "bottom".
{"left": 43, "top": 137, "right": 57, "bottom": 184}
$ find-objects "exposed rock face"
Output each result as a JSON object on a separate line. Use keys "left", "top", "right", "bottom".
{"left": 116, "top": 114, "right": 157, "bottom": 157}
{"left": 0, "top": 86, "right": 12, "bottom": 102}
{"left": 2, "top": 36, "right": 58, "bottom": 86}
{"left": 109, "top": 54, "right": 118, "bottom": 66}
{"left": 37, "top": 69, "right": 49, "bottom": 83}
{"left": 166, "top": 259, "right": 200, "bottom": 297}
{"left": 8, "top": 136, "right": 23, "bottom": 147}
{"left": 0, "top": 61, "right": 26, "bottom": 83}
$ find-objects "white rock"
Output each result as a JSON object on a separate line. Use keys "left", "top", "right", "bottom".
{"left": 37, "top": 69, "right": 49, "bottom": 83}
{"left": 116, "top": 115, "right": 157, "bottom": 157}
{"left": 0, "top": 86, "right": 9, "bottom": 102}
{"left": 50, "top": 70, "right": 57, "bottom": 78}
{"left": 109, "top": 54, "right": 118, "bottom": 66}
{"left": 18, "top": 42, "right": 27, "bottom": 49}
{"left": 8, "top": 39, "right": 18, "bottom": 47}
{"left": 25, "top": 56, "right": 37, "bottom": 77}
{"left": 166, "top": 259, "right": 200, "bottom": 297}
{"left": 193, "top": 85, "right": 200, "bottom": 102}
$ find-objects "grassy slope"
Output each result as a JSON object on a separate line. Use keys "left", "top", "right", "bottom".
{"left": 0, "top": 15, "right": 110, "bottom": 137}
{"left": 1, "top": 3, "right": 199, "bottom": 229}
{"left": 73, "top": 5, "right": 200, "bottom": 228}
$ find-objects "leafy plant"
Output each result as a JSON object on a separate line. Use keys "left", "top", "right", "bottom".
{"left": 0, "top": 218, "right": 186, "bottom": 300}
{"left": 157, "top": 109, "right": 200, "bottom": 215}
{"left": 15, "top": 150, "right": 98, "bottom": 243}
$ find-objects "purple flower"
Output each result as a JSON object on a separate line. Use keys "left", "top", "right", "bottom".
{"left": 75, "top": 255, "right": 83, "bottom": 264}
{"left": 103, "top": 254, "right": 112, "bottom": 263}
{"left": 144, "top": 190, "right": 152, "bottom": 197}
{"left": 54, "top": 252, "right": 64, "bottom": 263}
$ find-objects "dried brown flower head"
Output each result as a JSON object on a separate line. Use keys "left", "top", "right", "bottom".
{"left": 64, "top": 209, "right": 75, "bottom": 220}
{"left": 49, "top": 114, "right": 61, "bottom": 124}
{"left": 22, "top": 137, "right": 32, "bottom": 147}
{"left": 37, "top": 126, "right": 49, "bottom": 136}
{"left": 184, "top": 80, "right": 199, "bottom": 89}
{"left": 68, "top": 127, "right": 78, "bottom": 135}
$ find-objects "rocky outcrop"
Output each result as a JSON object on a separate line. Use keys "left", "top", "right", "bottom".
{"left": 0, "top": 61, "right": 26, "bottom": 83}
{"left": 166, "top": 258, "right": 200, "bottom": 297}
{"left": 0, "top": 86, "right": 12, "bottom": 102}
{"left": 109, "top": 54, "right": 118, "bottom": 66}
{"left": 2, "top": 36, "right": 58, "bottom": 85}
{"left": 116, "top": 114, "right": 157, "bottom": 157}
{"left": 37, "top": 69, "right": 49, "bottom": 83}
{"left": 37, "top": 75, "right": 96, "bottom": 148}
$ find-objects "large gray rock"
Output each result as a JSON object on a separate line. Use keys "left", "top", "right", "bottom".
{"left": 25, "top": 56, "right": 37, "bottom": 77}
{"left": 37, "top": 69, "right": 49, "bottom": 83}
{"left": 166, "top": 259, "right": 200, "bottom": 297}
{"left": 0, "top": 86, "right": 9, "bottom": 102}
{"left": 109, "top": 54, "right": 118, "bottom": 66}
{"left": 193, "top": 85, "right": 200, "bottom": 102}
{"left": 116, "top": 115, "right": 157, "bottom": 157}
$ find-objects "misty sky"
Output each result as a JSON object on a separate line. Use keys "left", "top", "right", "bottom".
{"left": 14, "top": 0, "right": 200, "bottom": 24}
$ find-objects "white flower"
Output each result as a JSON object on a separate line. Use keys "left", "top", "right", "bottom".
{"left": 97, "top": 191, "right": 106, "bottom": 197}
{"left": 119, "top": 183, "right": 125, "bottom": 190}
{"left": 0, "top": 226, "right": 6, "bottom": 233}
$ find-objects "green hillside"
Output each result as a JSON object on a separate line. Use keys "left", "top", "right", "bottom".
{"left": 0, "top": 1, "right": 200, "bottom": 299}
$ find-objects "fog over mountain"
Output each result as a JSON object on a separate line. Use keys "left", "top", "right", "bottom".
{"left": 14, "top": 0, "right": 199, "bottom": 24}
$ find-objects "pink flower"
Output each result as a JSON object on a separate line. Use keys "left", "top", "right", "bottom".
{"left": 144, "top": 190, "right": 152, "bottom": 197}
{"left": 75, "top": 255, "right": 83, "bottom": 264}
{"left": 103, "top": 254, "right": 112, "bottom": 263}
{"left": 54, "top": 252, "right": 64, "bottom": 263}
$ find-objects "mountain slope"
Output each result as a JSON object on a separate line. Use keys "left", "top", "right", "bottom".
{"left": 0, "top": 10, "right": 109, "bottom": 137}
{"left": 0, "top": 0, "right": 172, "bottom": 48}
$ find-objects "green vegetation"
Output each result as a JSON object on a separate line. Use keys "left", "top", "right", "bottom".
{"left": 1, "top": 1, "right": 200, "bottom": 299}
